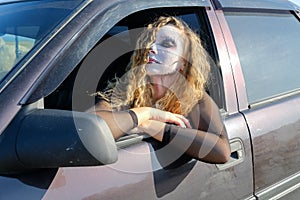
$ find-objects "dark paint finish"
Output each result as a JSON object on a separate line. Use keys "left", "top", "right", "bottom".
{"left": 0, "top": 0, "right": 299, "bottom": 199}
{"left": 243, "top": 95, "right": 300, "bottom": 196}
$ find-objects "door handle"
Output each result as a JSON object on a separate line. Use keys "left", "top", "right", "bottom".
{"left": 216, "top": 138, "right": 245, "bottom": 170}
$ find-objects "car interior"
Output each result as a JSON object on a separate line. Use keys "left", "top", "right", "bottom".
{"left": 44, "top": 7, "right": 225, "bottom": 114}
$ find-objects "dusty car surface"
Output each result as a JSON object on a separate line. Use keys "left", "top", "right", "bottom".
{"left": 0, "top": 0, "right": 300, "bottom": 199}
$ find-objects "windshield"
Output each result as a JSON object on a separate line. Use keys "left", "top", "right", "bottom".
{"left": 0, "top": 0, "right": 85, "bottom": 83}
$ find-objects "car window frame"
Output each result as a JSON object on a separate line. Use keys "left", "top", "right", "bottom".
{"left": 212, "top": 0, "right": 300, "bottom": 111}
{"left": 222, "top": 7, "right": 300, "bottom": 109}
{"left": 90, "top": 7, "right": 225, "bottom": 145}
{"left": 17, "top": 0, "right": 230, "bottom": 146}
{"left": 20, "top": 0, "right": 212, "bottom": 105}
{"left": 92, "top": 7, "right": 226, "bottom": 111}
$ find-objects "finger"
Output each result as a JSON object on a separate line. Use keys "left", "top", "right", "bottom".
{"left": 127, "top": 127, "right": 140, "bottom": 134}
{"left": 151, "top": 109, "right": 187, "bottom": 128}
{"left": 166, "top": 113, "right": 186, "bottom": 128}
{"left": 177, "top": 115, "right": 191, "bottom": 128}
{"left": 174, "top": 114, "right": 191, "bottom": 128}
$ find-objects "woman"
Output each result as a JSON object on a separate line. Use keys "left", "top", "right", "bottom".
{"left": 89, "top": 16, "right": 230, "bottom": 164}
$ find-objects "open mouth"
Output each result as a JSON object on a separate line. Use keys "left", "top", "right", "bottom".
{"left": 148, "top": 57, "right": 161, "bottom": 64}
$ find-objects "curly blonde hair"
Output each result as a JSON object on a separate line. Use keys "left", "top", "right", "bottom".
{"left": 99, "top": 16, "right": 211, "bottom": 116}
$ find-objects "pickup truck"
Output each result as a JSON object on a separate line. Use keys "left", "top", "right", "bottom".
{"left": 0, "top": 0, "right": 299, "bottom": 199}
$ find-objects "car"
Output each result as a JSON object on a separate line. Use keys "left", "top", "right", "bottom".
{"left": 0, "top": 0, "right": 300, "bottom": 199}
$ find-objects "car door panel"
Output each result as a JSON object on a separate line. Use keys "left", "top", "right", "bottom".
{"left": 217, "top": 2, "right": 300, "bottom": 198}
{"left": 242, "top": 96, "right": 300, "bottom": 199}
{"left": 41, "top": 3, "right": 255, "bottom": 198}
{"left": 0, "top": 170, "right": 55, "bottom": 200}
{"left": 41, "top": 111, "right": 253, "bottom": 200}
{"left": 0, "top": 1, "right": 259, "bottom": 199}
{"left": 43, "top": 142, "right": 155, "bottom": 200}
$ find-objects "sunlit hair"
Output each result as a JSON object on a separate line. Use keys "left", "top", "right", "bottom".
{"left": 98, "top": 16, "right": 211, "bottom": 116}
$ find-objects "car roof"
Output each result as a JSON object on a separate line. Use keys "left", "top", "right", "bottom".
{"left": 215, "top": 0, "right": 298, "bottom": 10}
{"left": 0, "top": 0, "right": 22, "bottom": 2}
{"left": 1, "top": 0, "right": 297, "bottom": 11}
{"left": 0, "top": 0, "right": 36, "bottom": 4}
{"left": 0, "top": 0, "right": 87, "bottom": 5}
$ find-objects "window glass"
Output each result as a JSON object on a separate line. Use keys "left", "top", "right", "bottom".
{"left": 0, "top": 34, "right": 35, "bottom": 76}
{"left": 0, "top": 0, "right": 84, "bottom": 83}
{"left": 224, "top": 11, "right": 300, "bottom": 104}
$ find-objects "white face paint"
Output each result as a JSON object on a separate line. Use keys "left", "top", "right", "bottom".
{"left": 146, "top": 25, "right": 185, "bottom": 76}
{"left": 145, "top": 25, "right": 185, "bottom": 100}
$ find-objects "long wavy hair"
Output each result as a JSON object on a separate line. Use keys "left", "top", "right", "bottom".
{"left": 98, "top": 16, "right": 211, "bottom": 116}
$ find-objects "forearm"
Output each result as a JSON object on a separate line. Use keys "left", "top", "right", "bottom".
{"left": 163, "top": 124, "right": 230, "bottom": 164}
{"left": 94, "top": 110, "right": 137, "bottom": 139}
{"left": 139, "top": 119, "right": 230, "bottom": 164}
{"left": 87, "top": 101, "right": 153, "bottom": 139}
{"left": 138, "top": 120, "right": 165, "bottom": 141}
{"left": 90, "top": 107, "right": 167, "bottom": 139}
{"left": 89, "top": 104, "right": 189, "bottom": 140}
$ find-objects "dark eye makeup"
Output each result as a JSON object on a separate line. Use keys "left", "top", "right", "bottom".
{"left": 160, "top": 37, "right": 176, "bottom": 48}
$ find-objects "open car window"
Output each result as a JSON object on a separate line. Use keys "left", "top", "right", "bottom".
{"left": 44, "top": 7, "right": 225, "bottom": 113}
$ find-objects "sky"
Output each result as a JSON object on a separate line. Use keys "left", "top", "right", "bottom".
{"left": 290, "top": 0, "right": 300, "bottom": 6}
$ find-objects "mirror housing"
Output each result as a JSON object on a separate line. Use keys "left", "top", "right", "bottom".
{"left": 0, "top": 109, "right": 118, "bottom": 174}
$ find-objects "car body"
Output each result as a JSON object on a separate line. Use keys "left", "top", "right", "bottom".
{"left": 0, "top": 0, "right": 300, "bottom": 199}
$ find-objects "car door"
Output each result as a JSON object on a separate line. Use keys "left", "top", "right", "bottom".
{"left": 1, "top": 0, "right": 254, "bottom": 199}
{"left": 0, "top": 1, "right": 98, "bottom": 199}
{"left": 216, "top": 0, "right": 300, "bottom": 199}
{"left": 41, "top": 1, "right": 254, "bottom": 199}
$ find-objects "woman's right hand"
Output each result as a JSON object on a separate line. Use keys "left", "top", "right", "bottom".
{"left": 131, "top": 107, "right": 191, "bottom": 128}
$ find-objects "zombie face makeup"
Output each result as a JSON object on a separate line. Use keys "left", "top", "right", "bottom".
{"left": 145, "top": 25, "right": 186, "bottom": 100}
{"left": 146, "top": 25, "right": 185, "bottom": 76}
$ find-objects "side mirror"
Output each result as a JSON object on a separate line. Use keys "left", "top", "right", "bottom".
{"left": 0, "top": 109, "right": 118, "bottom": 174}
